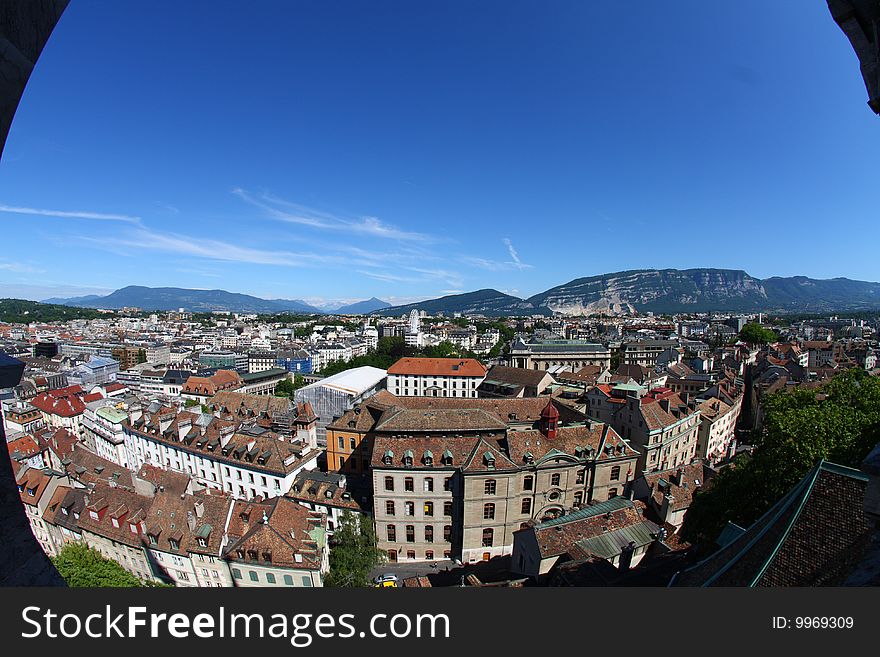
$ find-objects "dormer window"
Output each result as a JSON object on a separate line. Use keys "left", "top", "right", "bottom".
{"left": 403, "top": 450, "right": 413, "bottom": 467}
{"left": 262, "top": 551, "right": 272, "bottom": 562}
{"left": 236, "top": 549, "right": 245, "bottom": 559}
{"left": 422, "top": 450, "right": 433, "bottom": 466}
{"left": 148, "top": 534, "right": 158, "bottom": 545}
{"left": 130, "top": 523, "right": 138, "bottom": 534}
{"left": 89, "top": 510, "right": 99, "bottom": 520}
{"left": 197, "top": 537, "right": 207, "bottom": 547}
{"left": 383, "top": 450, "right": 394, "bottom": 465}
{"left": 111, "top": 518, "right": 119, "bottom": 528}
{"left": 27, "top": 487, "right": 37, "bottom": 497}
{"left": 247, "top": 549, "right": 258, "bottom": 560}
{"left": 483, "top": 453, "right": 495, "bottom": 469}
{"left": 16, "top": 484, "right": 23, "bottom": 493}
{"left": 442, "top": 449, "right": 453, "bottom": 466}
{"left": 169, "top": 538, "right": 180, "bottom": 550}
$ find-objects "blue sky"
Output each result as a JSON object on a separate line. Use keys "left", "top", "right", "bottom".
{"left": 1, "top": 1, "right": 878, "bottom": 307}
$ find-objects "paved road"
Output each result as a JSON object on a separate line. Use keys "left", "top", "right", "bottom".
{"left": 369, "top": 556, "right": 515, "bottom": 587}
{"left": 369, "top": 559, "right": 459, "bottom": 583}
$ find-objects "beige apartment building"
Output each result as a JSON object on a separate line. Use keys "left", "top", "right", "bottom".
{"left": 369, "top": 397, "right": 638, "bottom": 564}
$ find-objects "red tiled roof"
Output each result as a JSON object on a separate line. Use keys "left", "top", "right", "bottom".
{"left": 31, "top": 391, "right": 86, "bottom": 417}
{"left": 387, "top": 357, "right": 487, "bottom": 377}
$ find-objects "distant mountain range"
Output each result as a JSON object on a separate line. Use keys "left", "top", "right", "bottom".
{"left": 41, "top": 286, "right": 394, "bottom": 315}
{"left": 334, "top": 297, "right": 392, "bottom": 314}
{"left": 38, "top": 269, "right": 880, "bottom": 316}
{"left": 374, "top": 269, "right": 880, "bottom": 316}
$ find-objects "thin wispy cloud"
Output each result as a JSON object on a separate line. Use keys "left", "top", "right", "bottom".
{"left": 356, "top": 270, "right": 422, "bottom": 284}
{"left": 156, "top": 202, "right": 181, "bottom": 215}
{"left": 233, "top": 188, "right": 440, "bottom": 243}
{"left": 76, "top": 229, "right": 305, "bottom": 267}
{"left": 0, "top": 204, "right": 142, "bottom": 225}
{"left": 503, "top": 237, "right": 532, "bottom": 270}
{"left": 459, "top": 256, "right": 510, "bottom": 272}
{"left": 0, "top": 261, "right": 44, "bottom": 274}
{"left": 403, "top": 266, "right": 465, "bottom": 289}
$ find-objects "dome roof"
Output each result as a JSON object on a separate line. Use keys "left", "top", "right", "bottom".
{"left": 540, "top": 399, "right": 559, "bottom": 420}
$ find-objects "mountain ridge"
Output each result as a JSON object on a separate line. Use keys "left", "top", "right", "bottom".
{"left": 38, "top": 270, "right": 880, "bottom": 316}
{"left": 374, "top": 269, "right": 880, "bottom": 316}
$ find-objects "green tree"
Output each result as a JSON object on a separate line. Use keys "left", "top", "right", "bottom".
{"left": 53, "top": 543, "right": 148, "bottom": 587}
{"left": 137, "top": 349, "right": 147, "bottom": 364}
{"left": 184, "top": 398, "right": 199, "bottom": 408}
{"left": 738, "top": 322, "right": 778, "bottom": 346}
{"left": 275, "top": 377, "right": 297, "bottom": 397}
{"left": 682, "top": 369, "right": 880, "bottom": 545}
{"left": 325, "top": 512, "right": 385, "bottom": 587}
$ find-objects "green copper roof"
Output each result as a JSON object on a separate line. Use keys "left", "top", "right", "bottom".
{"left": 536, "top": 496, "right": 632, "bottom": 528}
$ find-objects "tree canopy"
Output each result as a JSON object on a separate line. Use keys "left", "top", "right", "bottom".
{"left": 0, "top": 299, "right": 106, "bottom": 323}
{"left": 682, "top": 369, "right": 880, "bottom": 546}
{"left": 324, "top": 512, "right": 385, "bottom": 587}
{"left": 317, "top": 337, "right": 482, "bottom": 377}
{"left": 738, "top": 322, "right": 778, "bottom": 345}
{"left": 53, "top": 543, "right": 149, "bottom": 587}
{"left": 275, "top": 374, "right": 306, "bottom": 397}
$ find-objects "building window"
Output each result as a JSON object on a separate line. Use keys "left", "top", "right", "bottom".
{"left": 483, "top": 503, "right": 495, "bottom": 520}
{"left": 424, "top": 501, "right": 434, "bottom": 516}
{"left": 337, "top": 436, "right": 344, "bottom": 449}
{"left": 407, "top": 550, "right": 416, "bottom": 560}
{"left": 424, "top": 477, "right": 434, "bottom": 492}
{"left": 405, "top": 501, "right": 415, "bottom": 516}
{"left": 249, "top": 571, "right": 258, "bottom": 582}
{"left": 443, "top": 477, "right": 452, "bottom": 491}
{"left": 387, "top": 525, "right": 396, "bottom": 542}
{"left": 386, "top": 500, "right": 395, "bottom": 516}
{"left": 425, "top": 550, "right": 434, "bottom": 560}
{"left": 266, "top": 573, "right": 276, "bottom": 584}
{"left": 608, "top": 488, "right": 618, "bottom": 499}
{"left": 443, "top": 501, "right": 453, "bottom": 516}
{"left": 521, "top": 498, "right": 531, "bottom": 514}
{"left": 523, "top": 475, "right": 533, "bottom": 491}
{"left": 482, "top": 528, "right": 493, "bottom": 548}
{"left": 576, "top": 470, "right": 585, "bottom": 484}
{"left": 573, "top": 492, "right": 583, "bottom": 506}
{"left": 284, "top": 574, "right": 294, "bottom": 586}
{"left": 404, "top": 477, "right": 414, "bottom": 492}
{"left": 350, "top": 437, "right": 356, "bottom": 450}
{"left": 232, "top": 568, "right": 242, "bottom": 579}
{"left": 550, "top": 473, "right": 560, "bottom": 487}
{"left": 610, "top": 466, "right": 621, "bottom": 481}
{"left": 384, "top": 476, "right": 394, "bottom": 491}
{"left": 484, "top": 479, "right": 496, "bottom": 495}
{"left": 425, "top": 525, "right": 434, "bottom": 543}
{"left": 406, "top": 525, "right": 415, "bottom": 543}
{"left": 443, "top": 525, "right": 452, "bottom": 542}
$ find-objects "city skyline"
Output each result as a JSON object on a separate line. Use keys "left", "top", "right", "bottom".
{"left": 2, "top": 1, "right": 879, "bottom": 306}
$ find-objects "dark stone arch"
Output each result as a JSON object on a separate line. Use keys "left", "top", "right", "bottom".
{"left": 0, "top": 0, "right": 70, "bottom": 586}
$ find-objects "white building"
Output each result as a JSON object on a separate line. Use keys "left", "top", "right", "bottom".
{"left": 81, "top": 401, "right": 131, "bottom": 468}
{"left": 386, "top": 357, "right": 487, "bottom": 398}
{"left": 122, "top": 406, "right": 318, "bottom": 500}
